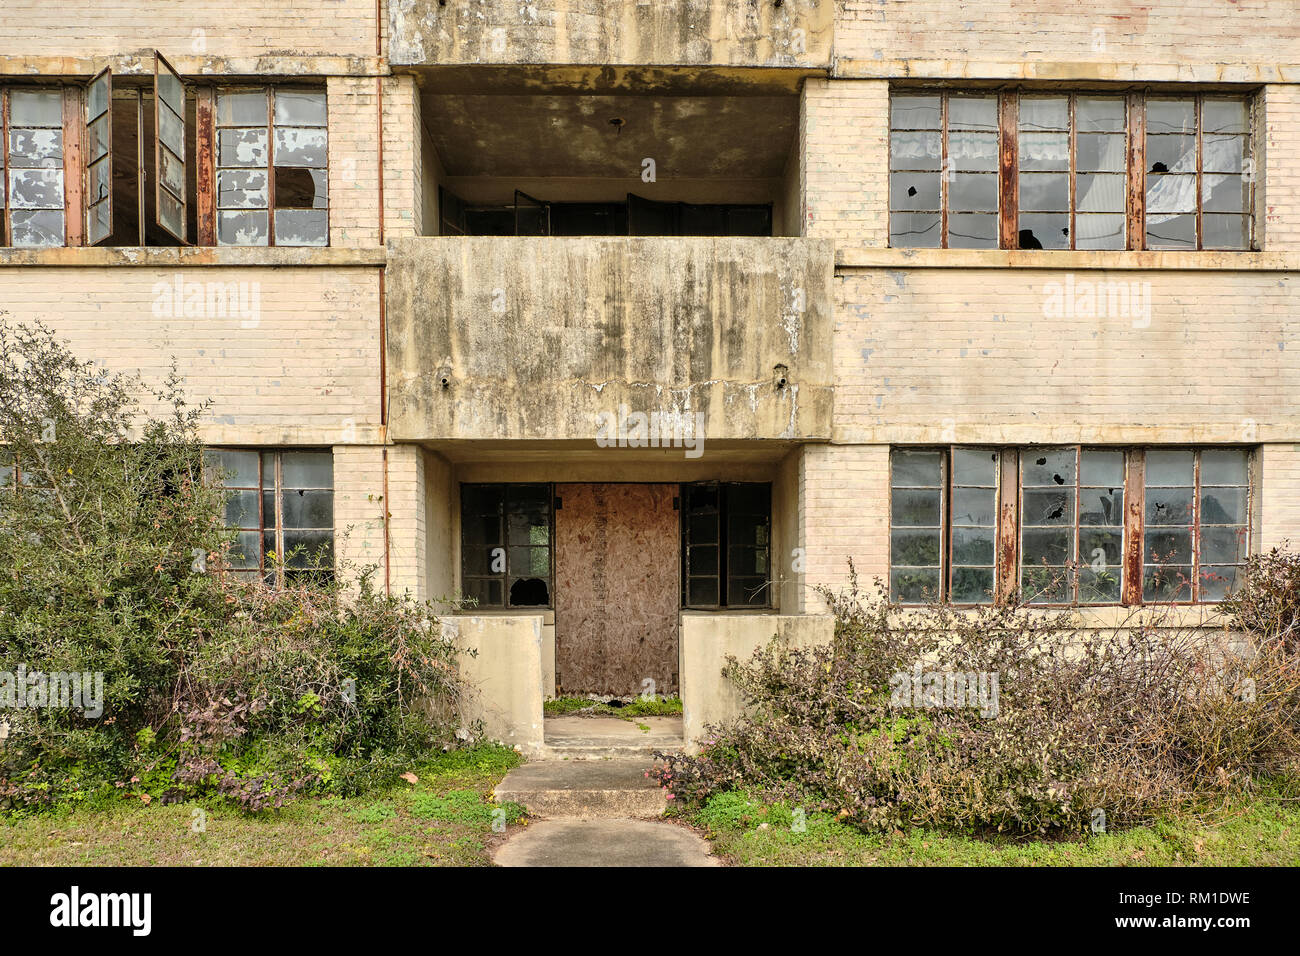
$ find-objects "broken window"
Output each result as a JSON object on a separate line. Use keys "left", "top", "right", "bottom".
{"left": 438, "top": 186, "right": 772, "bottom": 237}
{"left": 889, "top": 92, "right": 1000, "bottom": 248}
{"left": 215, "top": 87, "right": 327, "bottom": 246}
{"left": 1020, "top": 448, "right": 1125, "bottom": 604}
{"left": 889, "top": 89, "right": 1253, "bottom": 251}
{"left": 2, "top": 88, "right": 67, "bottom": 247}
{"left": 1143, "top": 448, "right": 1250, "bottom": 602}
{"left": 890, "top": 446, "right": 1253, "bottom": 606}
{"left": 460, "top": 483, "right": 553, "bottom": 609}
{"left": 206, "top": 448, "right": 334, "bottom": 585}
{"left": 1145, "top": 96, "right": 1251, "bottom": 250}
{"left": 681, "top": 482, "right": 772, "bottom": 608}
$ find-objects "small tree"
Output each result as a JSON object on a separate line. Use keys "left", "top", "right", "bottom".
{"left": 0, "top": 321, "right": 471, "bottom": 811}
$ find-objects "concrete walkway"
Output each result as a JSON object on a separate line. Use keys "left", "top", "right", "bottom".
{"left": 492, "top": 818, "right": 720, "bottom": 867}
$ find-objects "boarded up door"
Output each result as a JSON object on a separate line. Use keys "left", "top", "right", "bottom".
{"left": 554, "top": 483, "right": 680, "bottom": 695}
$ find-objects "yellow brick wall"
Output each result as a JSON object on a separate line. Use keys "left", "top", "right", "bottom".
{"left": 0, "top": 266, "right": 382, "bottom": 445}
{"left": 0, "top": 1, "right": 378, "bottom": 61}
{"left": 835, "top": 1, "right": 1300, "bottom": 79}
{"left": 803, "top": 79, "right": 889, "bottom": 246}
{"left": 328, "top": 77, "right": 383, "bottom": 249}
{"left": 800, "top": 443, "right": 890, "bottom": 598}
{"left": 1259, "top": 443, "right": 1300, "bottom": 552}
{"left": 1264, "top": 85, "right": 1300, "bottom": 250}
{"left": 834, "top": 267, "right": 1299, "bottom": 445}
{"left": 333, "top": 444, "right": 389, "bottom": 592}
{"left": 381, "top": 75, "right": 423, "bottom": 239}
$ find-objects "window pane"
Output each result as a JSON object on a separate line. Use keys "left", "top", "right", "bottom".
{"left": 9, "top": 209, "right": 63, "bottom": 246}
{"left": 1019, "top": 213, "right": 1070, "bottom": 249}
{"left": 1203, "top": 98, "right": 1248, "bottom": 135}
{"left": 1199, "top": 566, "right": 1238, "bottom": 601}
{"left": 1024, "top": 448, "right": 1076, "bottom": 487}
{"left": 949, "top": 131, "right": 998, "bottom": 171}
{"left": 1023, "top": 488, "right": 1074, "bottom": 526}
{"left": 1202, "top": 174, "right": 1246, "bottom": 213}
{"left": 891, "top": 568, "right": 941, "bottom": 603}
{"left": 947, "top": 213, "right": 997, "bottom": 248}
{"left": 1019, "top": 172, "right": 1069, "bottom": 212}
{"left": 1080, "top": 450, "right": 1124, "bottom": 486}
{"left": 1146, "top": 98, "right": 1195, "bottom": 134}
{"left": 892, "top": 529, "right": 941, "bottom": 566}
{"left": 951, "top": 567, "right": 995, "bottom": 603}
{"left": 1146, "top": 449, "right": 1195, "bottom": 485}
{"left": 218, "top": 210, "right": 269, "bottom": 245}
{"left": 217, "top": 91, "right": 268, "bottom": 126}
{"left": 890, "top": 212, "right": 940, "bottom": 247}
{"left": 1076, "top": 133, "right": 1126, "bottom": 172}
{"left": 892, "top": 449, "right": 944, "bottom": 486}
{"left": 274, "top": 90, "right": 327, "bottom": 126}
{"left": 1145, "top": 528, "right": 1193, "bottom": 564}
{"left": 1143, "top": 566, "right": 1192, "bottom": 602}
{"left": 890, "top": 172, "right": 939, "bottom": 209}
{"left": 283, "top": 530, "right": 333, "bottom": 568}
{"left": 274, "top": 209, "right": 328, "bottom": 246}
{"left": 1018, "top": 132, "right": 1069, "bottom": 170}
{"left": 281, "top": 451, "right": 332, "bottom": 487}
{"left": 952, "top": 485, "right": 996, "bottom": 526}
{"left": 952, "top": 448, "right": 997, "bottom": 485}
{"left": 952, "top": 528, "right": 994, "bottom": 565}
{"left": 273, "top": 127, "right": 327, "bottom": 168}
{"left": 206, "top": 449, "right": 260, "bottom": 486}
{"left": 890, "top": 131, "right": 941, "bottom": 170}
{"left": 1203, "top": 214, "right": 1248, "bottom": 250}
{"left": 217, "top": 169, "right": 269, "bottom": 209}
{"left": 281, "top": 489, "right": 333, "bottom": 528}
{"left": 1077, "top": 96, "right": 1125, "bottom": 132}
{"left": 1200, "top": 449, "right": 1249, "bottom": 486}
{"left": 1074, "top": 214, "right": 1125, "bottom": 249}
{"left": 218, "top": 128, "right": 268, "bottom": 167}
{"left": 949, "top": 173, "right": 998, "bottom": 212}
{"left": 1076, "top": 172, "right": 1125, "bottom": 212}
{"left": 1146, "top": 487, "right": 1194, "bottom": 525}
{"left": 8, "top": 127, "right": 62, "bottom": 166}
{"left": 1145, "top": 212, "right": 1196, "bottom": 250}
{"left": 1203, "top": 134, "right": 1247, "bottom": 174}
{"left": 9, "top": 90, "right": 62, "bottom": 125}
{"left": 1201, "top": 487, "right": 1248, "bottom": 525}
{"left": 1147, "top": 134, "right": 1196, "bottom": 173}
{"left": 948, "top": 95, "right": 998, "bottom": 131}
{"left": 687, "top": 577, "right": 720, "bottom": 607}
{"left": 1019, "top": 96, "right": 1068, "bottom": 131}
{"left": 1200, "top": 525, "right": 1248, "bottom": 565}
{"left": 890, "top": 95, "right": 941, "bottom": 130}
{"left": 223, "top": 490, "right": 259, "bottom": 528}
{"left": 1079, "top": 487, "right": 1123, "bottom": 526}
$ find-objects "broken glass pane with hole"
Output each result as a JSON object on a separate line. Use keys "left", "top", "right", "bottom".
{"left": 1024, "top": 448, "right": 1077, "bottom": 486}
{"left": 1018, "top": 213, "right": 1070, "bottom": 249}
{"left": 1023, "top": 489, "right": 1075, "bottom": 525}
{"left": 1147, "top": 133, "right": 1196, "bottom": 173}
{"left": 890, "top": 172, "right": 939, "bottom": 209}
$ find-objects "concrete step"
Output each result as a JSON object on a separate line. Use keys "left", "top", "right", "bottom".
{"left": 493, "top": 758, "right": 669, "bottom": 819}
{"left": 540, "top": 714, "right": 684, "bottom": 760}
{"left": 539, "top": 742, "right": 684, "bottom": 761}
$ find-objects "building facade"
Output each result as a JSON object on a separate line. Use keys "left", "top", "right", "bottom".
{"left": 2, "top": 1, "right": 1297, "bottom": 747}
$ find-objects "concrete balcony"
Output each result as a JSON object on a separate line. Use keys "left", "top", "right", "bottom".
{"left": 384, "top": 237, "right": 834, "bottom": 443}
{"left": 387, "top": 0, "right": 833, "bottom": 72}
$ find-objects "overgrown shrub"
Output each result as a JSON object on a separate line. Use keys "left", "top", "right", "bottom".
{"left": 654, "top": 561, "right": 1300, "bottom": 834}
{"left": 0, "top": 321, "right": 472, "bottom": 812}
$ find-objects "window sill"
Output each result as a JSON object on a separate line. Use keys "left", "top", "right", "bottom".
{"left": 0, "top": 246, "right": 386, "bottom": 267}
{"left": 837, "top": 246, "right": 1298, "bottom": 272}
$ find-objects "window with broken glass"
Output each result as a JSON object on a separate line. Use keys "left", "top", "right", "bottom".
{"left": 206, "top": 449, "right": 334, "bottom": 585}
{"left": 890, "top": 446, "right": 1253, "bottom": 606}
{"left": 889, "top": 90, "right": 1253, "bottom": 251}
{"left": 1, "top": 88, "right": 67, "bottom": 247}
{"left": 681, "top": 482, "right": 772, "bottom": 609}
{"left": 216, "top": 88, "right": 328, "bottom": 246}
{"left": 460, "top": 484, "right": 554, "bottom": 609}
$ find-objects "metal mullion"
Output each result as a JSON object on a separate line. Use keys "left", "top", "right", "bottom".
{"left": 1068, "top": 95, "right": 1077, "bottom": 251}
{"left": 1122, "top": 450, "right": 1145, "bottom": 606}
{"left": 1192, "top": 449, "right": 1203, "bottom": 603}
{"left": 1072, "top": 445, "right": 1082, "bottom": 603}
{"left": 1128, "top": 92, "right": 1145, "bottom": 251}
{"left": 1195, "top": 96, "right": 1204, "bottom": 252}
{"left": 265, "top": 88, "right": 275, "bottom": 246}
{"left": 943, "top": 447, "right": 953, "bottom": 602}
{"left": 274, "top": 452, "right": 285, "bottom": 587}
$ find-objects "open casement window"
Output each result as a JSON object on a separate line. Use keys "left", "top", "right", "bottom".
{"left": 889, "top": 89, "right": 1254, "bottom": 251}
{"left": 84, "top": 68, "right": 112, "bottom": 244}
{"left": 214, "top": 87, "right": 328, "bottom": 246}
{"left": 513, "top": 189, "right": 550, "bottom": 236}
{"left": 438, "top": 185, "right": 467, "bottom": 235}
{"left": 206, "top": 449, "right": 335, "bottom": 585}
{"left": 681, "top": 482, "right": 772, "bottom": 609}
{"left": 890, "top": 446, "right": 1254, "bottom": 607}
{"left": 460, "top": 484, "right": 554, "bottom": 609}
{"left": 2, "top": 87, "right": 68, "bottom": 247}
{"left": 154, "top": 52, "right": 187, "bottom": 242}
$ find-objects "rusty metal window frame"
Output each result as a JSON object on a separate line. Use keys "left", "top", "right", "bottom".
{"left": 205, "top": 448, "right": 335, "bottom": 587}
{"left": 459, "top": 482, "right": 555, "bottom": 610}
{"left": 681, "top": 481, "right": 773, "bottom": 610}
{"left": 888, "top": 87, "right": 1257, "bottom": 252}
{"left": 889, "top": 445, "right": 1257, "bottom": 607}
{"left": 0, "top": 85, "right": 76, "bottom": 248}
{"left": 210, "top": 84, "right": 329, "bottom": 247}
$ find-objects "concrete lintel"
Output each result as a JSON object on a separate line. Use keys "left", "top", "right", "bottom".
{"left": 835, "top": 247, "right": 1300, "bottom": 273}
{"left": 0, "top": 247, "right": 386, "bottom": 268}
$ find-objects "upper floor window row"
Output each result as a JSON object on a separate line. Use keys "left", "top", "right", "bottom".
{"left": 1, "top": 57, "right": 327, "bottom": 249}
{"left": 890, "top": 90, "right": 1254, "bottom": 252}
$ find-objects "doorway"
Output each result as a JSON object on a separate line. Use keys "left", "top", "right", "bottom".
{"left": 553, "top": 483, "right": 680, "bottom": 695}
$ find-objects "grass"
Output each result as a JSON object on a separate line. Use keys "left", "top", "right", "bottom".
{"left": 543, "top": 695, "right": 683, "bottom": 720}
{"left": 0, "top": 744, "right": 528, "bottom": 867}
{"left": 684, "top": 789, "right": 1300, "bottom": 866}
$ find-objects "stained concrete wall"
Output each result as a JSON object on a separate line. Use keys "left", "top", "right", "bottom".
{"left": 388, "top": 0, "right": 833, "bottom": 69}
{"left": 443, "top": 614, "right": 546, "bottom": 755}
{"left": 679, "top": 612, "right": 834, "bottom": 750}
{"left": 385, "top": 236, "right": 834, "bottom": 442}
